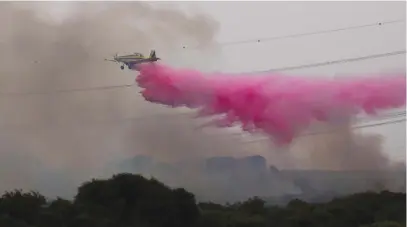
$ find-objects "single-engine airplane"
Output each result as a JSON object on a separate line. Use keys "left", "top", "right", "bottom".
{"left": 105, "top": 50, "right": 160, "bottom": 70}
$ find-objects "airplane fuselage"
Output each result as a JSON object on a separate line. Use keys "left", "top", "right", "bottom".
{"left": 117, "top": 58, "right": 157, "bottom": 64}
{"left": 106, "top": 50, "right": 160, "bottom": 71}
{"left": 114, "top": 57, "right": 159, "bottom": 70}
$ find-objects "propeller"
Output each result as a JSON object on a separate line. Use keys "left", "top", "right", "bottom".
{"left": 104, "top": 53, "right": 119, "bottom": 63}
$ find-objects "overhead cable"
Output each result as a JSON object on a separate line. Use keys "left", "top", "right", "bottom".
{"left": 250, "top": 50, "right": 406, "bottom": 74}
{"left": 183, "top": 19, "right": 405, "bottom": 49}
{"left": 243, "top": 118, "right": 406, "bottom": 143}
{"left": 1, "top": 109, "right": 405, "bottom": 131}
{"left": 1, "top": 50, "right": 405, "bottom": 96}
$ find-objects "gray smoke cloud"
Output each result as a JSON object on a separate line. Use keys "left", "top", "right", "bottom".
{"left": 0, "top": 2, "right": 404, "bottom": 203}
{"left": 0, "top": 1, "right": 298, "bottom": 201}
{"left": 0, "top": 1, "right": 230, "bottom": 198}
{"left": 296, "top": 119, "right": 399, "bottom": 170}
{"left": 283, "top": 119, "right": 406, "bottom": 195}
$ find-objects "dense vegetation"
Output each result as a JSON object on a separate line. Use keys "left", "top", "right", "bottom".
{"left": 0, "top": 173, "right": 405, "bottom": 227}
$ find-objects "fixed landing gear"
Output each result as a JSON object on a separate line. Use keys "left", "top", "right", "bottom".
{"left": 120, "top": 65, "right": 124, "bottom": 70}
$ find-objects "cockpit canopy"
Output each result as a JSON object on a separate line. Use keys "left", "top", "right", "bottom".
{"left": 133, "top": 52, "right": 144, "bottom": 57}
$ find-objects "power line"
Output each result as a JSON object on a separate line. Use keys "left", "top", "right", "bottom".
{"left": 1, "top": 50, "right": 405, "bottom": 96}
{"left": 250, "top": 50, "right": 406, "bottom": 73}
{"left": 306, "top": 118, "right": 406, "bottom": 135}
{"left": 0, "top": 50, "right": 404, "bottom": 128}
{"left": 226, "top": 112, "right": 406, "bottom": 136}
{"left": 243, "top": 117, "right": 406, "bottom": 144}
{"left": 359, "top": 111, "right": 406, "bottom": 122}
{"left": 183, "top": 19, "right": 405, "bottom": 49}
{"left": 328, "top": 117, "right": 405, "bottom": 133}
{"left": 0, "top": 83, "right": 135, "bottom": 96}
{"left": 2, "top": 109, "right": 405, "bottom": 131}
{"left": 0, "top": 19, "right": 404, "bottom": 96}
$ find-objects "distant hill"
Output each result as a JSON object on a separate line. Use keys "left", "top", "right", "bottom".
{"left": 115, "top": 155, "right": 406, "bottom": 204}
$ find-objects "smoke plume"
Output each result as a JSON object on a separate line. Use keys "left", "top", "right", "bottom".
{"left": 0, "top": 1, "right": 226, "bottom": 197}
{"left": 298, "top": 120, "right": 390, "bottom": 170}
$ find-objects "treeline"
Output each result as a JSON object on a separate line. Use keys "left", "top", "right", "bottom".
{"left": 0, "top": 173, "right": 405, "bottom": 227}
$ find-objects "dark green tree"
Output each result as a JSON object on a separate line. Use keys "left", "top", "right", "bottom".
{"left": 0, "top": 174, "right": 405, "bottom": 227}
{"left": 0, "top": 190, "right": 46, "bottom": 226}
{"left": 360, "top": 221, "right": 405, "bottom": 227}
{"left": 74, "top": 173, "right": 200, "bottom": 227}
{"left": 238, "top": 197, "right": 267, "bottom": 215}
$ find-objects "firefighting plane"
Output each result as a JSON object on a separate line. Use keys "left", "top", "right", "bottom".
{"left": 104, "top": 50, "right": 160, "bottom": 70}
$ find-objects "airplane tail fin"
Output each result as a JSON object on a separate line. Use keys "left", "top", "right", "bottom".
{"left": 149, "top": 50, "right": 160, "bottom": 60}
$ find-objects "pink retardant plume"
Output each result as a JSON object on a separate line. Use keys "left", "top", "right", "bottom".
{"left": 135, "top": 63, "right": 406, "bottom": 145}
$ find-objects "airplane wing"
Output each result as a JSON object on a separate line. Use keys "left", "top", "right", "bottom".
{"left": 104, "top": 58, "right": 117, "bottom": 62}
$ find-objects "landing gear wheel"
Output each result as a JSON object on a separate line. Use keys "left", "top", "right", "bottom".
{"left": 120, "top": 65, "right": 124, "bottom": 70}
{"left": 128, "top": 64, "right": 132, "bottom": 70}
